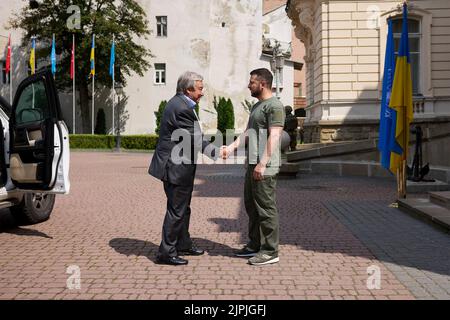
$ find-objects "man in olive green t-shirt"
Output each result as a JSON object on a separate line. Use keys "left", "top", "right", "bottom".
{"left": 221, "top": 68, "right": 285, "bottom": 266}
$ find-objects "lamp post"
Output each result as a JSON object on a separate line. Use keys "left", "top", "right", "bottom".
{"left": 269, "top": 40, "right": 285, "bottom": 99}
{"left": 114, "top": 83, "right": 123, "bottom": 152}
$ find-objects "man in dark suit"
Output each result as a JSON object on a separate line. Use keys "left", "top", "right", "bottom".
{"left": 149, "top": 71, "right": 219, "bottom": 266}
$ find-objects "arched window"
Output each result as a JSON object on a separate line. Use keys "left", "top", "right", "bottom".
{"left": 391, "top": 18, "right": 421, "bottom": 95}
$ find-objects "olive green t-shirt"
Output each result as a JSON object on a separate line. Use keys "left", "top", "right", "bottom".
{"left": 246, "top": 96, "right": 285, "bottom": 175}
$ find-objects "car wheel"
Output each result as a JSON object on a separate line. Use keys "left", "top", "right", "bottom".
{"left": 10, "top": 193, "right": 56, "bottom": 225}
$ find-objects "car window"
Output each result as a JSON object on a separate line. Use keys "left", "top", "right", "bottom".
{"left": 15, "top": 80, "right": 50, "bottom": 125}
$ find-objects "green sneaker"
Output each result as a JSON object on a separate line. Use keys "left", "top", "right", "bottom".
{"left": 248, "top": 253, "right": 279, "bottom": 266}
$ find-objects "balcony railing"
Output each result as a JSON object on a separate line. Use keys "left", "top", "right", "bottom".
{"left": 413, "top": 97, "right": 425, "bottom": 114}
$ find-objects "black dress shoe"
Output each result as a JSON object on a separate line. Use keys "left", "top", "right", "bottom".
{"left": 178, "top": 246, "right": 205, "bottom": 256}
{"left": 156, "top": 256, "right": 188, "bottom": 265}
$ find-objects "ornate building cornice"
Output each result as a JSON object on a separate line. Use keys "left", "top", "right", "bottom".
{"left": 286, "top": 0, "right": 316, "bottom": 45}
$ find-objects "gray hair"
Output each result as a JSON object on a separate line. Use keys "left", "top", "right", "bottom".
{"left": 176, "top": 71, "right": 203, "bottom": 94}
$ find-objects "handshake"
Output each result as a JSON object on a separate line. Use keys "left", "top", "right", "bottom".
{"left": 219, "top": 145, "right": 234, "bottom": 159}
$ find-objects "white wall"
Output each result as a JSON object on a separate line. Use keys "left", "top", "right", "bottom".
{"left": 130, "top": 0, "right": 266, "bottom": 134}
{"left": 263, "top": 5, "right": 292, "bottom": 44}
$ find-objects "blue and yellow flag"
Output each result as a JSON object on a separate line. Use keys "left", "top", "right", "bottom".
{"left": 90, "top": 34, "right": 95, "bottom": 77}
{"left": 389, "top": 3, "right": 414, "bottom": 174}
{"left": 378, "top": 19, "right": 402, "bottom": 172}
{"left": 29, "top": 37, "right": 36, "bottom": 75}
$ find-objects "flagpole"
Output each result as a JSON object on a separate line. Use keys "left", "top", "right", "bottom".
{"left": 112, "top": 34, "right": 115, "bottom": 136}
{"left": 31, "top": 36, "right": 35, "bottom": 108}
{"left": 92, "top": 74, "right": 95, "bottom": 135}
{"left": 72, "top": 33, "right": 76, "bottom": 134}
{"left": 401, "top": 2, "right": 409, "bottom": 200}
{"left": 402, "top": 109, "right": 408, "bottom": 199}
{"left": 9, "top": 35, "right": 12, "bottom": 104}
{"left": 52, "top": 33, "right": 55, "bottom": 80}
{"left": 92, "top": 34, "right": 95, "bottom": 135}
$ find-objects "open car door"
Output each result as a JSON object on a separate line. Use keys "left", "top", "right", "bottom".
{"left": 9, "top": 70, "right": 70, "bottom": 194}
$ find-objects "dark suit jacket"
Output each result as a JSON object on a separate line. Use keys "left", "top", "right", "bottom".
{"left": 149, "top": 94, "right": 218, "bottom": 186}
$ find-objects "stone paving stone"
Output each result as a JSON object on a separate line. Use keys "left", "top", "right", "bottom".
{"left": 0, "top": 152, "right": 425, "bottom": 300}
{"left": 323, "top": 199, "right": 450, "bottom": 300}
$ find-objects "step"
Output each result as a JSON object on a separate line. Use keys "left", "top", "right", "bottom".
{"left": 429, "top": 191, "right": 450, "bottom": 210}
{"left": 398, "top": 197, "right": 450, "bottom": 231}
{"left": 406, "top": 179, "right": 450, "bottom": 193}
{"left": 278, "top": 162, "right": 300, "bottom": 179}
{"left": 286, "top": 139, "right": 378, "bottom": 162}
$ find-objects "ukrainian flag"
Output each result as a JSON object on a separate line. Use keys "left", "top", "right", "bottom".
{"left": 90, "top": 34, "right": 95, "bottom": 77}
{"left": 29, "top": 37, "right": 36, "bottom": 75}
{"left": 389, "top": 3, "right": 413, "bottom": 175}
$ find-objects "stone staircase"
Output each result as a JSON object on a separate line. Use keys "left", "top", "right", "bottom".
{"left": 280, "top": 139, "right": 450, "bottom": 187}
{"left": 398, "top": 191, "right": 450, "bottom": 232}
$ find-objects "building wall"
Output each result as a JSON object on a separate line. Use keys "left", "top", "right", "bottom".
{"left": 263, "top": 0, "right": 286, "bottom": 13}
{"left": 263, "top": 6, "right": 293, "bottom": 44}
{"left": 264, "top": 0, "right": 307, "bottom": 110}
{"left": 102, "top": 0, "right": 271, "bottom": 134}
{"left": 135, "top": 0, "right": 295, "bottom": 133}
{"left": 287, "top": 0, "right": 450, "bottom": 143}
{"left": 262, "top": 5, "right": 295, "bottom": 107}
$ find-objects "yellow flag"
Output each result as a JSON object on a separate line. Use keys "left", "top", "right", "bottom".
{"left": 29, "top": 37, "right": 36, "bottom": 75}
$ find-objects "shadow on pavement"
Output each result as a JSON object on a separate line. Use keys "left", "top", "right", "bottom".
{"left": 207, "top": 218, "right": 243, "bottom": 233}
{"left": 3, "top": 227, "right": 53, "bottom": 239}
{"left": 191, "top": 237, "right": 236, "bottom": 257}
{"left": 0, "top": 208, "right": 53, "bottom": 238}
{"left": 109, "top": 238, "right": 159, "bottom": 263}
{"left": 194, "top": 165, "right": 450, "bottom": 279}
{"left": 0, "top": 208, "right": 16, "bottom": 231}
{"left": 109, "top": 237, "right": 238, "bottom": 262}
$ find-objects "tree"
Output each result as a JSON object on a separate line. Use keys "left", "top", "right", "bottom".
{"left": 154, "top": 100, "right": 167, "bottom": 135}
{"left": 226, "top": 98, "right": 235, "bottom": 132}
{"left": 155, "top": 101, "right": 199, "bottom": 135}
{"left": 9, "top": 0, "right": 152, "bottom": 133}
{"left": 194, "top": 104, "right": 200, "bottom": 120}
{"left": 213, "top": 96, "right": 235, "bottom": 136}
{"left": 94, "top": 108, "right": 106, "bottom": 134}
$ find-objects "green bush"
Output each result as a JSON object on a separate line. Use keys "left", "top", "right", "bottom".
{"left": 194, "top": 103, "right": 200, "bottom": 119}
{"left": 94, "top": 108, "right": 106, "bottom": 134}
{"left": 120, "top": 135, "right": 159, "bottom": 150}
{"left": 69, "top": 135, "right": 114, "bottom": 149}
{"left": 69, "top": 134, "right": 159, "bottom": 150}
{"left": 213, "top": 96, "right": 235, "bottom": 135}
{"left": 154, "top": 100, "right": 167, "bottom": 135}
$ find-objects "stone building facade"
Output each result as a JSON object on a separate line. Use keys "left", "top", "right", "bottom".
{"left": 286, "top": 0, "right": 450, "bottom": 143}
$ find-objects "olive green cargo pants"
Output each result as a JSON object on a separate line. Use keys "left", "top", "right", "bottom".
{"left": 244, "top": 165, "right": 279, "bottom": 256}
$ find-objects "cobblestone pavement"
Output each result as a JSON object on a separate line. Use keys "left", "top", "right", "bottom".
{"left": 323, "top": 201, "right": 450, "bottom": 299}
{"left": 0, "top": 152, "right": 448, "bottom": 300}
